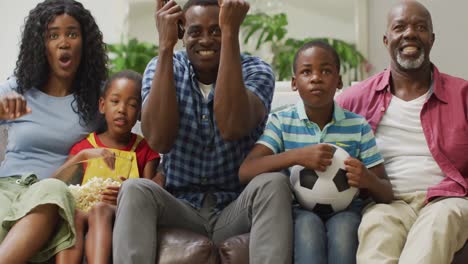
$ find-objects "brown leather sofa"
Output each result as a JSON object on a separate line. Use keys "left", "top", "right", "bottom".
{"left": 156, "top": 227, "right": 467, "bottom": 264}
{"left": 0, "top": 126, "right": 465, "bottom": 263}
{"left": 156, "top": 228, "right": 248, "bottom": 264}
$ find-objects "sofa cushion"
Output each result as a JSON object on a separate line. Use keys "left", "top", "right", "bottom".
{"left": 157, "top": 228, "right": 218, "bottom": 264}
{"left": 217, "top": 233, "right": 250, "bottom": 264}
{"left": 216, "top": 234, "right": 467, "bottom": 264}
{"left": 453, "top": 241, "right": 468, "bottom": 264}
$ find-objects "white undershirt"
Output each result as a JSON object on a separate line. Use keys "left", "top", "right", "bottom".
{"left": 375, "top": 89, "right": 445, "bottom": 194}
{"left": 198, "top": 82, "right": 212, "bottom": 101}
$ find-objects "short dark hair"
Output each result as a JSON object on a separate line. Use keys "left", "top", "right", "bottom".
{"left": 102, "top": 70, "right": 142, "bottom": 100}
{"left": 183, "top": 0, "right": 218, "bottom": 12}
{"left": 292, "top": 40, "right": 340, "bottom": 74}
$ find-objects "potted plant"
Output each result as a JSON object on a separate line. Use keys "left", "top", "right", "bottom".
{"left": 241, "top": 13, "right": 370, "bottom": 82}
{"left": 107, "top": 38, "right": 158, "bottom": 75}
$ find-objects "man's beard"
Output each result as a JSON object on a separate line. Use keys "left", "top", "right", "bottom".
{"left": 396, "top": 48, "right": 425, "bottom": 69}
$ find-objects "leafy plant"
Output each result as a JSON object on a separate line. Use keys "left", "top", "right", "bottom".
{"left": 107, "top": 38, "right": 158, "bottom": 76}
{"left": 243, "top": 13, "right": 288, "bottom": 50}
{"left": 241, "top": 13, "right": 368, "bottom": 81}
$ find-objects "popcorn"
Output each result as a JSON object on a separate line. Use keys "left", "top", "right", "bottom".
{"left": 69, "top": 177, "right": 121, "bottom": 212}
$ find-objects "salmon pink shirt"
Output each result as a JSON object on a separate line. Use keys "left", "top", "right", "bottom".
{"left": 336, "top": 65, "right": 468, "bottom": 202}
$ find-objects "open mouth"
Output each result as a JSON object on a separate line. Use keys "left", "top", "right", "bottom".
{"left": 399, "top": 45, "right": 421, "bottom": 56}
{"left": 58, "top": 53, "right": 72, "bottom": 68}
{"left": 113, "top": 117, "right": 128, "bottom": 127}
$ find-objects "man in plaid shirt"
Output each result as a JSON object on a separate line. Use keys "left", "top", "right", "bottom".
{"left": 113, "top": 0, "right": 293, "bottom": 263}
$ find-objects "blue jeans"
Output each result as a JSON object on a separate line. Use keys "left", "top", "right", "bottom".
{"left": 293, "top": 202, "right": 362, "bottom": 264}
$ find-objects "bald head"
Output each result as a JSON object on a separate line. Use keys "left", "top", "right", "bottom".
{"left": 387, "top": 1, "right": 433, "bottom": 33}
{"left": 383, "top": 0, "right": 435, "bottom": 71}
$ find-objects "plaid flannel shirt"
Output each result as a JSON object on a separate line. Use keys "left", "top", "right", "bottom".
{"left": 142, "top": 51, "right": 275, "bottom": 210}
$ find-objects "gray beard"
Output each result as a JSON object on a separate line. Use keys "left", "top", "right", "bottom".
{"left": 396, "top": 49, "right": 425, "bottom": 69}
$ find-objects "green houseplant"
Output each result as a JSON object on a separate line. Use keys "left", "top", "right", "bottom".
{"left": 107, "top": 38, "right": 158, "bottom": 75}
{"left": 241, "top": 13, "right": 368, "bottom": 82}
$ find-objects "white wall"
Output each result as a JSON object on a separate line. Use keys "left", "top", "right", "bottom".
{"left": 126, "top": 0, "right": 357, "bottom": 59}
{"left": 9, "top": 1, "right": 467, "bottom": 82}
{"left": 127, "top": 1, "right": 157, "bottom": 44}
{"left": 284, "top": 2, "right": 355, "bottom": 43}
{"left": 367, "top": 0, "right": 468, "bottom": 79}
{"left": 0, "top": 0, "right": 128, "bottom": 81}
{"left": 0, "top": 0, "right": 359, "bottom": 80}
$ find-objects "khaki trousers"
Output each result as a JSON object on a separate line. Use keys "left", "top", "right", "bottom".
{"left": 357, "top": 192, "right": 468, "bottom": 264}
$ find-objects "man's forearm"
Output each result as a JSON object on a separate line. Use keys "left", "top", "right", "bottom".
{"left": 142, "top": 48, "right": 179, "bottom": 153}
{"left": 214, "top": 31, "right": 264, "bottom": 140}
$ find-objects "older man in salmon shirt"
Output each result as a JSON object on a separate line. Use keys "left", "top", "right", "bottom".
{"left": 336, "top": 1, "right": 468, "bottom": 264}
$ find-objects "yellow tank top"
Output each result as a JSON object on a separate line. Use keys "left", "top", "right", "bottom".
{"left": 81, "top": 133, "right": 142, "bottom": 184}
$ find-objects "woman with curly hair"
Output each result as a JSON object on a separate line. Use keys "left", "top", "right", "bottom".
{"left": 0, "top": 0, "right": 107, "bottom": 263}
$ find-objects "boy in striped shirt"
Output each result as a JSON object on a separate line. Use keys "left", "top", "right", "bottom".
{"left": 239, "top": 41, "right": 393, "bottom": 264}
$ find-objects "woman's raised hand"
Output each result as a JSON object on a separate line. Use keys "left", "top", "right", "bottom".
{"left": 0, "top": 91, "right": 31, "bottom": 120}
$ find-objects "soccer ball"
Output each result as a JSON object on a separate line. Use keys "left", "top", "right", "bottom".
{"left": 290, "top": 144, "right": 358, "bottom": 214}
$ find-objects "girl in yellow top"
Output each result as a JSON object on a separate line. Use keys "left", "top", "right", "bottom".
{"left": 54, "top": 70, "right": 161, "bottom": 264}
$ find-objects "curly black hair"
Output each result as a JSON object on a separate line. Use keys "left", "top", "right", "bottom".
{"left": 14, "top": 0, "right": 108, "bottom": 124}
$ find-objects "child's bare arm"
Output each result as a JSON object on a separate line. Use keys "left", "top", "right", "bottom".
{"left": 151, "top": 171, "right": 165, "bottom": 188}
{"left": 142, "top": 158, "right": 165, "bottom": 187}
{"left": 142, "top": 159, "right": 159, "bottom": 180}
{"left": 52, "top": 148, "right": 115, "bottom": 182}
{"left": 344, "top": 158, "right": 394, "bottom": 203}
{"left": 101, "top": 158, "right": 161, "bottom": 205}
{"left": 239, "top": 144, "right": 276, "bottom": 184}
{"left": 239, "top": 143, "right": 334, "bottom": 185}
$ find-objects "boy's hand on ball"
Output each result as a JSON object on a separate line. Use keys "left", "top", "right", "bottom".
{"left": 344, "top": 157, "right": 374, "bottom": 188}
{"left": 299, "top": 144, "right": 334, "bottom": 172}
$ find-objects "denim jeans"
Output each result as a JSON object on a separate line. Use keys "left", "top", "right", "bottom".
{"left": 293, "top": 200, "right": 362, "bottom": 264}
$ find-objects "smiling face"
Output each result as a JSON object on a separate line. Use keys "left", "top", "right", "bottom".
{"left": 183, "top": 5, "right": 221, "bottom": 83}
{"left": 384, "top": 1, "right": 435, "bottom": 71}
{"left": 292, "top": 46, "right": 342, "bottom": 111}
{"left": 45, "top": 14, "right": 82, "bottom": 81}
{"left": 99, "top": 78, "right": 141, "bottom": 137}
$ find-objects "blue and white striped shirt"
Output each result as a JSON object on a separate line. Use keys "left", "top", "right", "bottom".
{"left": 258, "top": 101, "right": 383, "bottom": 169}
{"left": 142, "top": 51, "right": 275, "bottom": 210}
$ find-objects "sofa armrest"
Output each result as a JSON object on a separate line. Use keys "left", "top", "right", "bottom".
{"left": 217, "top": 233, "right": 250, "bottom": 264}
{"left": 157, "top": 227, "right": 218, "bottom": 264}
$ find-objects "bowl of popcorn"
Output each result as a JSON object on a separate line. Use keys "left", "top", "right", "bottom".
{"left": 55, "top": 156, "right": 132, "bottom": 211}
{"left": 69, "top": 177, "right": 121, "bottom": 212}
